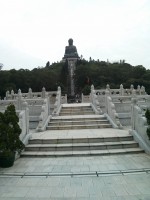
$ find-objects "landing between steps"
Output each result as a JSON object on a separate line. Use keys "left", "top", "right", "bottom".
{"left": 30, "top": 128, "right": 131, "bottom": 140}
{"left": 62, "top": 103, "right": 91, "bottom": 107}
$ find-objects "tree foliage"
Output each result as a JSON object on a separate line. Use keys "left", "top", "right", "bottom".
{"left": 0, "top": 60, "right": 150, "bottom": 98}
{"left": 0, "top": 104, "right": 24, "bottom": 153}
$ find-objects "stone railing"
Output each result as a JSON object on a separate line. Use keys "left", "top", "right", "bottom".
{"left": 137, "top": 96, "right": 150, "bottom": 110}
{"left": 110, "top": 96, "right": 132, "bottom": 126}
{"left": 0, "top": 93, "right": 47, "bottom": 130}
{"left": 19, "top": 98, "right": 45, "bottom": 117}
{"left": 18, "top": 104, "right": 29, "bottom": 144}
{"left": 36, "top": 97, "right": 50, "bottom": 131}
{"left": 81, "top": 94, "right": 91, "bottom": 103}
{"left": 90, "top": 85, "right": 102, "bottom": 114}
{"left": 95, "top": 84, "right": 147, "bottom": 96}
{"left": 5, "top": 87, "right": 58, "bottom": 100}
{"left": 105, "top": 91, "right": 123, "bottom": 129}
{"left": 130, "top": 98, "right": 150, "bottom": 154}
{"left": 0, "top": 100, "right": 18, "bottom": 110}
{"left": 61, "top": 94, "right": 67, "bottom": 104}
{"left": 52, "top": 86, "right": 62, "bottom": 116}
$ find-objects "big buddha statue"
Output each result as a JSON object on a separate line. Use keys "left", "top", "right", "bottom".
{"left": 63, "top": 38, "right": 79, "bottom": 59}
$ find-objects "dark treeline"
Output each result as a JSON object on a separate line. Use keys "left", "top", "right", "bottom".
{"left": 75, "top": 59, "right": 150, "bottom": 95}
{"left": 0, "top": 59, "right": 150, "bottom": 98}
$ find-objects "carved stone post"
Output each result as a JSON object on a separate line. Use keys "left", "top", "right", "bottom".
{"left": 22, "top": 101, "right": 29, "bottom": 134}
{"left": 132, "top": 89, "right": 136, "bottom": 97}
{"left": 6, "top": 91, "right": 10, "bottom": 100}
{"left": 120, "top": 84, "right": 124, "bottom": 96}
{"left": 137, "top": 85, "right": 141, "bottom": 95}
{"left": 28, "top": 88, "right": 33, "bottom": 99}
{"left": 130, "top": 84, "right": 134, "bottom": 94}
{"left": 105, "top": 89, "right": 110, "bottom": 114}
{"left": 141, "top": 86, "right": 146, "bottom": 95}
{"left": 131, "top": 98, "right": 137, "bottom": 130}
{"left": 17, "top": 89, "right": 22, "bottom": 110}
{"left": 42, "top": 87, "right": 46, "bottom": 98}
{"left": 11, "top": 90, "right": 14, "bottom": 99}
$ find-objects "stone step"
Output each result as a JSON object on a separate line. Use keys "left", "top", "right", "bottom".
{"left": 25, "top": 141, "right": 139, "bottom": 151}
{"left": 60, "top": 110, "right": 94, "bottom": 113}
{"left": 59, "top": 112, "right": 95, "bottom": 116}
{"left": 61, "top": 106, "right": 92, "bottom": 109}
{"left": 59, "top": 106, "right": 94, "bottom": 115}
{"left": 29, "top": 135, "right": 134, "bottom": 144}
{"left": 52, "top": 115, "right": 106, "bottom": 121}
{"left": 48, "top": 119, "right": 110, "bottom": 126}
{"left": 60, "top": 108, "right": 93, "bottom": 111}
{"left": 46, "top": 124, "right": 112, "bottom": 130}
{"left": 21, "top": 148, "right": 144, "bottom": 157}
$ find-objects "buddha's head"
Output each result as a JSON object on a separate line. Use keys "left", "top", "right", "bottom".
{"left": 68, "top": 38, "right": 73, "bottom": 46}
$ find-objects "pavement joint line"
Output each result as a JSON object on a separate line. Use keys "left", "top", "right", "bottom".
{"left": 0, "top": 168, "right": 150, "bottom": 178}
{"left": 96, "top": 171, "right": 98, "bottom": 177}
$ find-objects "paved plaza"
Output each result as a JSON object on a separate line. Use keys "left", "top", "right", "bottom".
{"left": 1, "top": 153, "right": 150, "bottom": 200}
{"left": 1, "top": 127, "right": 150, "bottom": 199}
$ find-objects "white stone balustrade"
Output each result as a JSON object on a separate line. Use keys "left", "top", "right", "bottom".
{"left": 90, "top": 85, "right": 102, "bottom": 114}
{"left": 61, "top": 94, "right": 67, "bottom": 104}
{"left": 95, "top": 84, "right": 147, "bottom": 96}
{"left": 18, "top": 106, "right": 29, "bottom": 143}
{"left": 5, "top": 87, "right": 57, "bottom": 100}
{"left": 36, "top": 97, "right": 50, "bottom": 131}
{"left": 105, "top": 93, "right": 123, "bottom": 129}
{"left": 130, "top": 98, "right": 150, "bottom": 154}
{"left": 0, "top": 88, "right": 51, "bottom": 133}
{"left": 52, "top": 86, "right": 62, "bottom": 116}
{"left": 81, "top": 93, "right": 91, "bottom": 103}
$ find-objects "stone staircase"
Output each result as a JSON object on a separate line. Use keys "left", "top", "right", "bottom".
{"left": 47, "top": 104, "right": 112, "bottom": 130}
{"left": 21, "top": 134, "right": 144, "bottom": 157}
{"left": 21, "top": 103, "right": 144, "bottom": 157}
{"left": 59, "top": 105, "right": 95, "bottom": 116}
{"left": 47, "top": 115, "right": 112, "bottom": 130}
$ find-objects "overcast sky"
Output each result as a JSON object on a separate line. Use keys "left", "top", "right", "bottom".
{"left": 0, "top": 0, "right": 150, "bottom": 70}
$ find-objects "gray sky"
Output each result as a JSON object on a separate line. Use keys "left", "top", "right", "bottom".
{"left": 0, "top": 0, "right": 150, "bottom": 70}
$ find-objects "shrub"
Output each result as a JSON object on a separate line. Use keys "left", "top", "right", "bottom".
{"left": 145, "top": 108, "right": 150, "bottom": 140}
{"left": 0, "top": 104, "right": 24, "bottom": 154}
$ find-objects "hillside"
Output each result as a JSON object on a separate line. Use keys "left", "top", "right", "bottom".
{"left": 0, "top": 59, "right": 150, "bottom": 98}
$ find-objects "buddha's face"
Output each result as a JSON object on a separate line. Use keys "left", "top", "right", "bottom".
{"left": 68, "top": 38, "right": 73, "bottom": 46}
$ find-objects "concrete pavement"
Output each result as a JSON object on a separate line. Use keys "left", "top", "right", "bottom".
{"left": 1, "top": 128, "right": 150, "bottom": 199}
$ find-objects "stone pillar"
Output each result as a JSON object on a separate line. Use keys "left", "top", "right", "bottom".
{"left": 105, "top": 88, "right": 110, "bottom": 114}
{"left": 17, "top": 89, "right": 22, "bottom": 110}
{"left": 66, "top": 58, "right": 78, "bottom": 101}
{"left": 6, "top": 91, "right": 10, "bottom": 100}
{"left": 120, "top": 84, "right": 124, "bottom": 96}
{"left": 106, "top": 84, "right": 110, "bottom": 91}
{"left": 42, "top": 87, "right": 46, "bottom": 98}
{"left": 68, "top": 59, "right": 76, "bottom": 97}
{"left": 141, "top": 86, "right": 146, "bottom": 95}
{"left": 11, "top": 90, "right": 14, "bottom": 99}
{"left": 130, "top": 84, "right": 134, "bottom": 94}
{"left": 137, "top": 85, "right": 141, "bottom": 95}
{"left": 22, "top": 101, "right": 29, "bottom": 134}
{"left": 132, "top": 89, "right": 136, "bottom": 97}
{"left": 131, "top": 98, "right": 138, "bottom": 130}
{"left": 28, "top": 88, "right": 33, "bottom": 99}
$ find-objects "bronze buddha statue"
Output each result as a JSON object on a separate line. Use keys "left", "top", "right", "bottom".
{"left": 63, "top": 38, "right": 79, "bottom": 59}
